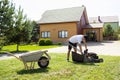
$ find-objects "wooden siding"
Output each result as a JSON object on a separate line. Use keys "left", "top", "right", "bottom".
{"left": 77, "top": 13, "right": 86, "bottom": 34}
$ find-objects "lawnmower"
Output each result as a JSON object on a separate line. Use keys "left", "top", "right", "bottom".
{"left": 72, "top": 49, "right": 103, "bottom": 63}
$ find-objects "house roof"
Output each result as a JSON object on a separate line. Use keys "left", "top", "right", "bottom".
{"left": 89, "top": 16, "right": 119, "bottom": 23}
{"left": 83, "top": 23, "right": 104, "bottom": 28}
{"left": 38, "top": 6, "right": 86, "bottom": 24}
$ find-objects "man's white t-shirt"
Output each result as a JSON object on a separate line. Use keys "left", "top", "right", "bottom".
{"left": 69, "top": 35, "right": 83, "bottom": 44}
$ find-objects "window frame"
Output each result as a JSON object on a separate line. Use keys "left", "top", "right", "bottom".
{"left": 41, "top": 31, "right": 50, "bottom": 38}
{"left": 58, "top": 30, "right": 68, "bottom": 38}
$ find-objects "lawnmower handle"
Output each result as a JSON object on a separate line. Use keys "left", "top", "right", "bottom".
{"left": 84, "top": 49, "right": 88, "bottom": 54}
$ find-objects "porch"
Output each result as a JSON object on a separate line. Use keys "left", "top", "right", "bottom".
{"left": 82, "top": 23, "right": 103, "bottom": 42}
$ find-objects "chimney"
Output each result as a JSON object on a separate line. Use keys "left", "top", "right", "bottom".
{"left": 98, "top": 16, "right": 102, "bottom": 23}
{"left": 98, "top": 16, "right": 100, "bottom": 21}
{"left": 82, "top": 5, "right": 85, "bottom": 7}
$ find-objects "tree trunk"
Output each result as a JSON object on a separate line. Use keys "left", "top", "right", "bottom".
{"left": 16, "top": 43, "right": 19, "bottom": 52}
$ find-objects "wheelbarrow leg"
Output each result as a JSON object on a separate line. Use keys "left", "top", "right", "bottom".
{"left": 30, "top": 61, "right": 35, "bottom": 69}
{"left": 23, "top": 62, "right": 29, "bottom": 70}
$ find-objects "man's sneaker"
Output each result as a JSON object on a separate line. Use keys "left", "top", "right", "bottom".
{"left": 67, "top": 59, "right": 69, "bottom": 62}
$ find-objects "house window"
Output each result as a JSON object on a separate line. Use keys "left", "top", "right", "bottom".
{"left": 58, "top": 31, "right": 68, "bottom": 38}
{"left": 41, "top": 31, "right": 50, "bottom": 38}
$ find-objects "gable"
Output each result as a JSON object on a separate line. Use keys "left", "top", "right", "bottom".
{"left": 38, "top": 6, "right": 86, "bottom": 24}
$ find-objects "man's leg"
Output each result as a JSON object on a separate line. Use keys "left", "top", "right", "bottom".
{"left": 73, "top": 43, "right": 77, "bottom": 53}
{"left": 67, "top": 44, "right": 72, "bottom": 61}
{"left": 67, "top": 50, "right": 70, "bottom": 61}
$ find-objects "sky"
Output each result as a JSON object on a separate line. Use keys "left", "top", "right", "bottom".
{"left": 10, "top": 0, "right": 120, "bottom": 21}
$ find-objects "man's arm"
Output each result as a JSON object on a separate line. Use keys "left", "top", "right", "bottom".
{"left": 78, "top": 44, "right": 83, "bottom": 54}
{"left": 82, "top": 37, "right": 87, "bottom": 50}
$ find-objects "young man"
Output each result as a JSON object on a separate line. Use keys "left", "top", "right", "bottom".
{"left": 67, "top": 35, "right": 87, "bottom": 61}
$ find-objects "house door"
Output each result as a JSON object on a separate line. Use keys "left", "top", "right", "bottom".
{"left": 86, "top": 30, "right": 97, "bottom": 41}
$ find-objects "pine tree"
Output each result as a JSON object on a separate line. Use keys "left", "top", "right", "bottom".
{"left": 0, "top": 0, "right": 15, "bottom": 49}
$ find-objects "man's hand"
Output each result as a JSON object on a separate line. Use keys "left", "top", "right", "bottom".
{"left": 84, "top": 49, "right": 88, "bottom": 54}
{"left": 81, "top": 52, "right": 84, "bottom": 55}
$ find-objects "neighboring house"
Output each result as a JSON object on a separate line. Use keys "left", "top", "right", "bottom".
{"left": 38, "top": 6, "right": 118, "bottom": 43}
{"left": 89, "top": 16, "right": 119, "bottom": 32}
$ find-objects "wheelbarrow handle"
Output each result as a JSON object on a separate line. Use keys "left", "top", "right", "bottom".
{"left": 5, "top": 52, "right": 22, "bottom": 61}
{"left": 45, "top": 52, "right": 51, "bottom": 60}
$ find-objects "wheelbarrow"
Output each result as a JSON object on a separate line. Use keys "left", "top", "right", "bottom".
{"left": 6, "top": 50, "right": 51, "bottom": 70}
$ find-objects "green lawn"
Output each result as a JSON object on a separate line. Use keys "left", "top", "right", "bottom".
{"left": 0, "top": 53, "right": 120, "bottom": 80}
{"left": 0, "top": 44, "right": 58, "bottom": 53}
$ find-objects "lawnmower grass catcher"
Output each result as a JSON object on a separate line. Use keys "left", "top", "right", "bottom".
{"left": 72, "top": 49, "right": 103, "bottom": 63}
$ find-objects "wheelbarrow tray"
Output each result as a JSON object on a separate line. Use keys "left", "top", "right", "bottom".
{"left": 20, "top": 50, "right": 47, "bottom": 62}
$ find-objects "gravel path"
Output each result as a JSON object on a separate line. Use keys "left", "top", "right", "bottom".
{"left": 0, "top": 41, "right": 120, "bottom": 60}
{"left": 48, "top": 40, "right": 120, "bottom": 56}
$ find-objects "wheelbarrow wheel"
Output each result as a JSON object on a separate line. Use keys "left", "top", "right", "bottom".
{"left": 38, "top": 56, "right": 49, "bottom": 68}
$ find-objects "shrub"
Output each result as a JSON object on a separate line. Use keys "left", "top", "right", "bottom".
{"left": 39, "top": 39, "right": 53, "bottom": 46}
{"left": 39, "top": 39, "right": 45, "bottom": 46}
{"left": 113, "top": 32, "right": 118, "bottom": 40}
{"left": 0, "top": 36, "right": 6, "bottom": 50}
{"left": 45, "top": 39, "right": 53, "bottom": 45}
{"left": 57, "top": 42, "right": 62, "bottom": 45}
{"left": 118, "top": 34, "right": 120, "bottom": 40}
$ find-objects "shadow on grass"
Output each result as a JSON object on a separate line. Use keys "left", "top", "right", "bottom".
{"left": 10, "top": 50, "right": 28, "bottom": 54}
{"left": 0, "top": 50, "right": 28, "bottom": 54}
{"left": 71, "top": 61, "right": 100, "bottom": 66}
{"left": 17, "top": 67, "right": 50, "bottom": 74}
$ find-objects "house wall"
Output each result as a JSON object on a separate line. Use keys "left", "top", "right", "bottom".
{"left": 40, "top": 22, "right": 78, "bottom": 43}
{"left": 77, "top": 13, "right": 86, "bottom": 34}
{"left": 83, "top": 28, "right": 103, "bottom": 41}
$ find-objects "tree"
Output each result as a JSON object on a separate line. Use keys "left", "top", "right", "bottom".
{"left": 10, "top": 7, "right": 33, "bottom": 51}
{"left": 0, "top": 0, "right": 34, "bottom": 51}
{"left": 31, "top": 21, "right": 40, "bottom": 42}
{"left": 0, "top": 0, "right": 15, "bottom": 49}
{"left": 104, "top": 24, "right": 114, "bottom": 37}
{"left": 0, "top": 0, "right": 15, "bottom": 35}
{"left": 22, "top": 19, "right": 34, "bottom": 43}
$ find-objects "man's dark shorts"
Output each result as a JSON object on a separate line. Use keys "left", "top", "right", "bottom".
{"left": 68, "top": 41, "right": 77, "bottom": 50}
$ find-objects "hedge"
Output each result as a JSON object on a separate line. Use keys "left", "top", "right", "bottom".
{"left": 39, "top": 39, "right": 53, "bottom": 46}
